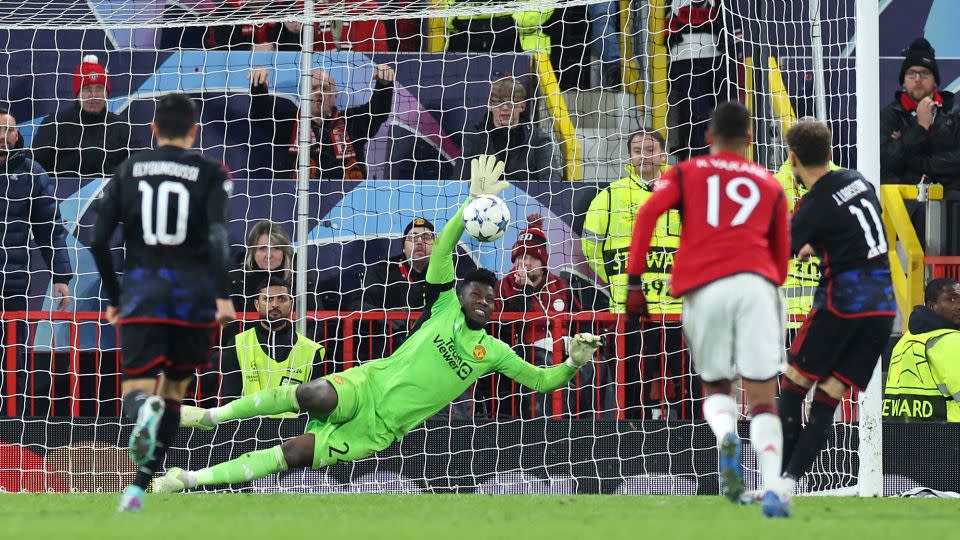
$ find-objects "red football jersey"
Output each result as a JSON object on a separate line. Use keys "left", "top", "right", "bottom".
{"left": 626, "top": 150, "right": 790, "bottom": 297}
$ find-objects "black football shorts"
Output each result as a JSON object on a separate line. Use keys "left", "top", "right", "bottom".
{"left": 119, "top": 323, "right": 216, "bottom": 380}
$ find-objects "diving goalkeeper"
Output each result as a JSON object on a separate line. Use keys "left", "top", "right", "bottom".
{"left": 153, "top": 156, "right": 601, "bottom": 492}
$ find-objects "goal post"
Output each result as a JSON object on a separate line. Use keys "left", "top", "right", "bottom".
{"left": 0, "top": 0, "right": 887, "bottom": 496}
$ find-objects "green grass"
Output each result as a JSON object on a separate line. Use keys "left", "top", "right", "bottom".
{"left": 2, "top": 494, "right": 958, "bottom": 540}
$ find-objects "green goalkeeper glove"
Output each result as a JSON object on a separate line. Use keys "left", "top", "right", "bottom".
{"left": 469, "top": 155, "right": 508, "bottom": 197}
{"left": 565, "top": 333, "right": 602, "bottom": 369}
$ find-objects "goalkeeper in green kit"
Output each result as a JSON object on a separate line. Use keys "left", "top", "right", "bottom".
{"left": 153, "top": 156, "right": 601, "bottom": 493}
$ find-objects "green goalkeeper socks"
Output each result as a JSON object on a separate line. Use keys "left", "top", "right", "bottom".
{"left": 193, "top": 446, "right": 289, "bottom": 487}
{"left": 210, "top": 385, "right": 301, "bottom": 423}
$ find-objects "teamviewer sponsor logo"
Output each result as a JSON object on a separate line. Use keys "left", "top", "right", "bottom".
{"left": 433, "top": 335, "right": 473, "bottom": 380}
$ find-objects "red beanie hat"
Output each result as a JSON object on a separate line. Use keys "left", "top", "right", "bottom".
{"left": 511, "top": 214, "right": 549, "bottom": 265}
{"left": 73, "top": 55, "right": 110, "bottom": 98}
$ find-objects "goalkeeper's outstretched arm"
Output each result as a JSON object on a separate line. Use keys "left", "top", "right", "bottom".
{"left": 495, "top": 333, "right": 603, "bottom": 393}
{"left": 425, "top": 200, "right": 465, "bottom": 286}
{"left": 426, "top": 155, "right": 507, "bottom": 286}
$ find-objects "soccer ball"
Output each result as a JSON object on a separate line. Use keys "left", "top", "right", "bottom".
{"left": 463, "top": 195, "right": 511, "bottom": 242}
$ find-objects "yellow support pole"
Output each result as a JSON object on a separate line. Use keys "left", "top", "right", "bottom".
{"left": 647, "top": 0, "right": 669, "bottom": 137}
{"left": 880, "top": 185, "right": 933, "bottom": 331}
{"left": 427, "top": 0, "right": 447, "bottom": 53}
{"left": 621, "top": 0, "right": 642, "bottom": 96}
{"left": 743, "top": 56, "right": 754, "bottom": 161}
{"left": 767, "top": 56, "right": 797, "bottom": 138}
{"left": 534, "top": 52, "right": 582, "bottom": 181}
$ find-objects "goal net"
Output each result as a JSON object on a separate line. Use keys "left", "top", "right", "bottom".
{"left": 0, "top": 0, "right": 882, "bottom": 496}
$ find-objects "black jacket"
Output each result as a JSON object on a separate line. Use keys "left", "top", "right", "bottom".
{"left": 379, "top": 124, "right": 455, "bottom": 180}
{"left": 250, "top": 79, "right": 393, "bottom": 180}
{"left": 361, "top": 254, "right": 429, "bottom": 311}
{"left": 880, "top": 90, "right": 960, "bottom": 187}
{"left": 0, "top": 145, "right": 71, "bottom": 294}
{"left": 32, "top": 104, "right": 140, "bottom": 177}
{"left": 458, "top": 113, "right": 561, "bottom": 182}
{"left": 907, "top": 305, "right": 958, "bottom": 334}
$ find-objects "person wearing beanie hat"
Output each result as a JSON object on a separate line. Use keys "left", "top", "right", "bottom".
{"left": 495, "top": 214, "right": 588, "bottom": 417}
{"left": 362, "top": 216, "right": 438, "bottom": 314}
{"left": 880, "top": 37, "right": 960, "bottom": 187}
{"left": 32, "top": 54, "right": 142, "bottom": 177}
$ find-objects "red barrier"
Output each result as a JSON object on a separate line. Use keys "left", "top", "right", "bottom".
{"left": 0, "top": 311, "right": 696, "bottom": 420}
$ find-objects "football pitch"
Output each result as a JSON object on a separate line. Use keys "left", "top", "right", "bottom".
{"left": 3, "top": 494, "right": 958, "bottom": 540}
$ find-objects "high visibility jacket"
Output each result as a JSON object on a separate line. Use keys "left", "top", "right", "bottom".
{"left": 236, "top": 327, "right": 324, "bottom": 417}
{"left": 884, "top": 326, "right": 960, "bottom": 422}
{"left": 775, "top": 159, "right": 839, "bottom": 328}
{"left": 582, "top": 164, "right": 681, "bottom": 314}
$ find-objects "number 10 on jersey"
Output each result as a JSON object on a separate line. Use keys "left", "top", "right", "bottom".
{"left": 138, "top": 180, "right": 190, "bottom": 246}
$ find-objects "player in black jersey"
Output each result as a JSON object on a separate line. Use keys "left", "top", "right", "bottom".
{"left": 90, "top": 93, "right": 236, "bottom": 512}
{"left": 776, "top": 121, "right": 895, "bottom": 504}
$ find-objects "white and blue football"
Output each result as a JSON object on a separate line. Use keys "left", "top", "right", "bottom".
{"left": 463, "top": 195, "right": 511, "bottom": 242}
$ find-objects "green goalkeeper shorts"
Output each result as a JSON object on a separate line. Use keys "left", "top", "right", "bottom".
{"left": 305, "top": 369, "right": 396, "bottom": 469}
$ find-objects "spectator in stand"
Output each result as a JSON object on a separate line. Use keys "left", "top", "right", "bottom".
{"left": 458, "top": 77, "right": 562, "bottom": 182}
{"left": 664, "top": 0, "right": 729, "bottom": 159}
{"left": 362, "top": 217, "right": 435, "bottom": 312}
{"left": 358, "top": 217, "right": 435, "bottom": 362}
{"left": 495, "top": 215, "right": 589, "bottom": 417}
{"left": 32, "top": 55, "right": 141, "bottom": 177}
{"left": 884, "top": 278, "right": 960, "bottom": 422}
{"left": 231, "top": 220, "right": 294, "bottom": 314}
{"left": 880, "top": 38, "right": 960, "bottom": 187}
{"left": 247, "top": 63, "right": 394, "bottom": 180}
{"left": 445, "top": 0, "right": 552, "bottom": 53}
{"left": 218, "top": 277, "right": 326, "bottom": 405}
{"left": 0, "top": 109, "right": 72, "bottom": 414}
{"left": 587, "top": 2, "right": 622, "bottom": 89}
{"left": 583, "top": 130, "right": 690, "bottom": 418}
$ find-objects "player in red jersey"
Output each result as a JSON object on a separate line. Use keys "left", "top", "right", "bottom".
{"left": 625, "top": 102, "right": 791, "bottom": 517}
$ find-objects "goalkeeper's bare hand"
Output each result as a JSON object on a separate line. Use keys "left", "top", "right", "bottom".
{"left": 565, "top": 333, "right": 602, "bottom": 369}
{"left": 469, "top": 155, "right": 508, "bottom": 197}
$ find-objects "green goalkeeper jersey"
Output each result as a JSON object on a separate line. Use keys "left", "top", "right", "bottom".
{"left": 349, "top": 200, "right": 577, "bottom": 437}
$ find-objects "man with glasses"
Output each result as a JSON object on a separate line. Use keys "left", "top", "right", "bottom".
{"left": 458, "top": 77, "right": 562, "bottom": 182}
{"left": 881, "top": 38, "right": 960, "bottom": 187}
{"left": 363, "top": 217, "right": 437, "bottom": 312}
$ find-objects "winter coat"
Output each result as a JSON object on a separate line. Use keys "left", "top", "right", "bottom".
{"left": 495, "top": 271, "right": 580, "bottom": 349}
{"left": 32, "top": 104, "right": 139, "bottom": 177}
{"left": 458, "top": 113, "right": 562, "bottom": 182}
{"left": 0, "top": 145, "right": 71, "bottom": 294}
{"left": 880, "top": 90, "right": 960, "bottom": 187}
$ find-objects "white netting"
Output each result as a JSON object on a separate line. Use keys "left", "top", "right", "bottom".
{"left": 0, "top": 0, "right": 877, "bottom": 496}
